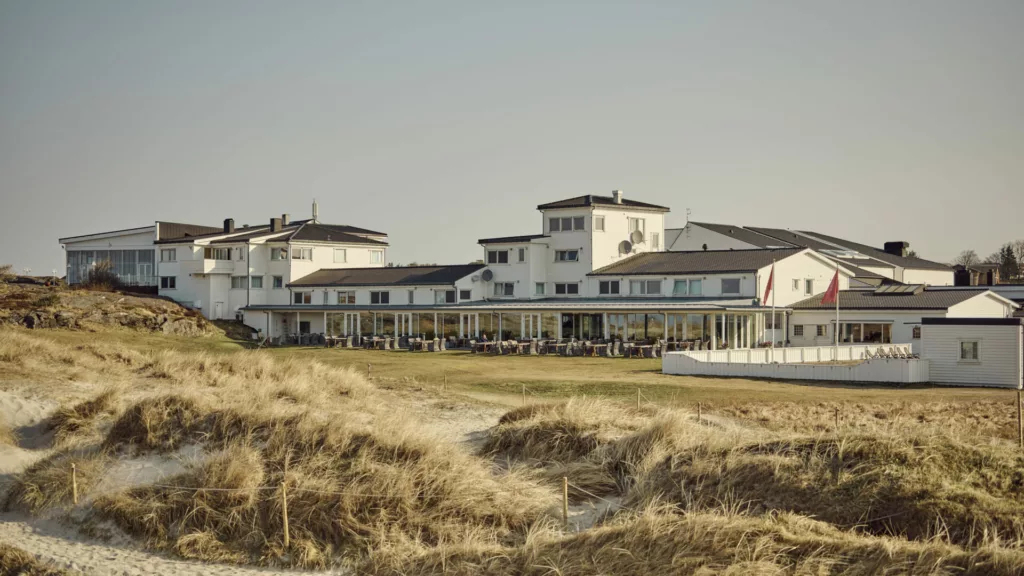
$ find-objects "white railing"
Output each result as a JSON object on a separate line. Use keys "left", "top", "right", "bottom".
{"left": 663, "top": 344, "right": 929, "bottom": 384}
{"left": 681, "top": 344, "right": 913, "bottom": 365}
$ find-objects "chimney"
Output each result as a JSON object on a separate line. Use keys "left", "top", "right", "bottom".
{"left": 270, "top": 217, "right": 282, "bottom": 232}
{"left": 612, "top": 190, "right": 623, "bottom": 204}
{"left": 281, "top": 213, "right": 290, "bottom": 226}
{"left": 312, "top": 199, "right": 319, "bottom": 223}
{"left": 883, "top": 241, "right": 909, "bottom": 257}
{"left": 223, "top": 218, "right": 235, "bottom": 233}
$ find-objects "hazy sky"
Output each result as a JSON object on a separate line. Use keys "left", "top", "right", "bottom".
{"left": 2, "top": 1, "right": 1022, "bottom": 274}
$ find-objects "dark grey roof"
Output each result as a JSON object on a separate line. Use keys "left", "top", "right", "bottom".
{"left": 589, "top": 248, "right": 803, "bottom": 276}
{"left": 156, "top": 222, "right": 223, "bottom": 240}
{"left": 798, "top": 230, "right": 950, "bottom": 271}
{"left": 790, "top": 288, "right": 987, "bottom": 311}
{"left": 288, "top": 223, "right": 388, "bottom": 245}
{"left": 923, "top": 317, "right": 1024, "bottom": 326}
{"left": 746, "top": 227, "right": 846, "bottom": 253}
{"left": 289, "top": 264, "right": 486, "bottom": 287}
{"left": 478, "top": 234, "right": 548, "bottom": 244}
{"left": 537, "top": 194, "right": 669, "bottom": 212}
{"left": 690, "top": 222, "right": 796, "bottom": 248}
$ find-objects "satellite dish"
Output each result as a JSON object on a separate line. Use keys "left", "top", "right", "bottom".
{"left": 619, "top": 240, "right": 633, "bottom": 255}
{"left": 630, "top": 230, "right": 645, "bottom": 244}
{"left": 470, "top": 275, "right": 481, "bottom": 282}
{"left": 481, "top": 269, "right": 494, "bottom": 282}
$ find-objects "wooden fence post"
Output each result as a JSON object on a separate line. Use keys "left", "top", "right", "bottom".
{"left": 1017, "top": 389, "right": 1022, "bottom": 450}
{"left": 281, "top": 481, "right": 290, "bottom": 549}
{"left": 697, "top": 402, "right": 702, "bottom": 424}
{"left": 561, "top": 476, "right": 569, "bottom": 529}
{"left": 637, "top": 388, "right": 641, "bottom": 411}
{"left": 443, "top": 373, "right": 448, "bottom": 392}
{"left": 367, "top": 363, "right": 372, "bottom": 379}
{"left": 834, "top": 407, "right": 840, "bottom": 432}
{"left": 522, "top": 384, "right": 527, "bottom": 406}
{"left": 71, "top": 463, "right": 78, "bottom": 505}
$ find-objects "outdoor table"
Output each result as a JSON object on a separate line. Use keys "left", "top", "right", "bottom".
{"left": 552, "top": 342, "right": 569, "bottom": 355}
{"left": 476, "top": 341, "right": 493, "bottom": 353}
{"left": 588, "top": 343, "right": 608, "bottom": 357}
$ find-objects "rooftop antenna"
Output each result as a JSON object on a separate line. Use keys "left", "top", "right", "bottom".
{"left": 685, "top": 208, "right": 692, "bottom": 238}
{"left": 312, "top": 199, "right": 319, "bottom": 223}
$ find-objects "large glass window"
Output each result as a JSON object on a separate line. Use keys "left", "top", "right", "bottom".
{"left": 599, "top": 280, "right": 619, "bottom": 295}
{"left": 293, "top": 292, "right": 312, "bottom": 304}
{"left": 673, "top": 280, "right": 688, "bottom": 295}
{"left": 204, "top": 247, "right": 231, "bottom": 260}
{"left": 250, "top": 276, "right": 263, "bottom": 289}
{"left": 67, "top": 249, "right": 155, "bottom": 286}
{"left": 555, "top": 283, "right": 579, "bottom": 295}
{"left": 494, "top": 283, "right": 514, "bottom": 296}
{"left": 721, "top": 278, "right": 741, "bottom": 294}
{"left": 291, "top": 247, "right": 312, "bottom": 260}
{"left": 370, "top": 291, "right": 390, "bottom": 304}
{"left": 554, "top": 250, "right": 579, "bottom": 262}
{"left": 160, "top": 249, "right": 176, "bottom": 262}
{"left": 337, "top": 291, "right": 356, "bottom": 304}
{"left": 231, "top": 276, "right": 247, "bottom": 289}
{"left": 487, "top": 250, "right": 509, "bottom": 264}
{"left": 629, "top": 280, "right": 661, "bottom": 295}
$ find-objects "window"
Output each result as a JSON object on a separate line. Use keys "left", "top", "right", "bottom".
{"left": 337, "top": 291, "right": 355, "bottom": 304}
{"left": 517, "top": 247, "right": 526, "bottom": 263}
{"left": 235, "top": 247, "right": 245, "bottom": 261}
{"left": 291, "top": 247, "right": 312, "bottom": 260}
{"left": 816, "top": 325, "right": 826, "bottom": 337}
{"left": 599, "top": 280, "right": 620, "bottom": 295}
{"left": 370, "top": 250, "right": 383, "bottom": 264}
{"left": 334, "top": 249, "right": 347, "bottom": 263}
{"left": 270, "top": 247, "right": 287, "bottom": 261}
{"left": 434, "top": 290, "right": 456, "bottom": 304}
{"left": 793, "top": 325, "right": 804, "bottom": 337}
{"left": 912, "top": 326, "right": 921, "bottom": 339}
{"left": 409, "top": 290, "right": 415, "bottom": 304}
{"left": 535, "top": 282, "right": 545, "bottom": 295}
{"left": 459, "top": 289, "right": 471, "bottom": 301}
{"left": 160, "top": 249, "right": 176, "bottom": 262}
{"left": 494, "top": 282, "right": 514, "bottom": 297}
{"left": 628, "top": 218, "right": 645, "bottom": 234}
{"left": 792, "top": 279, "right": 800, "bottom": 291}
{"left": 721, "top": 278, "right": 741, "bottom": 295}
{"left": 594, "top": 216, "right": 605, "bottom": 231}
{"left": 204, "top": 247, "right": 231, "bottom": 260}
{"left": 323, "top": 291, "right": 329, "bottom": 304}
{"left": 689, "top": 279, "right": 702, "bottom": 296}
{"left": 160, "top": 276, "right": 176, "bottom": 289}
{"left": 370, "top": 291, "right": 390, "bottom": 304}
{"left": 250, "top": 276, "right": 263, "bottom": 289}
{"left": 550, "top": 217, "right": 584, "bottom": 232}
{"left": 804, "top": 279, "right": 814, "bottom": 296}
{"left": 630, "top": 280, "right": 661, "bottom": 295}
{"left": 272, "top": 276, "right": 284, "bottom": 289}
{"left": 554, "top": 250, "right": 579, "bottom": 262}
{"left": 959, "top": 341, "right": 979, "bottom": 361}
{"left": 487, "top": 250, "right": 509, "bottom": 264}
{"left": 293, "top": 292, "right": 312, "bottom": 304}
{"left": 652, "top": 232, "right": 660, "bottom": 250}
{"left": 555, "top": 283, "right": 579, "bottom": 295}
{"left": 673, "top": 280, "right": 688, "bottom": 296}
{"left": 231, "top": 276, "right": 247, "bottom": 289}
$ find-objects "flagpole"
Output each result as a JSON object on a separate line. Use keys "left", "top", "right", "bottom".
{"left": 770, "top": 259, "right": 776, "bottom": 363}
{"left": 834, "top": 262, "right": 840, "bottom": 362}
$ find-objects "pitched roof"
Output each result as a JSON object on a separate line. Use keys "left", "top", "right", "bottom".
{"left": 287, "top": 223, "right": 388, "bottom": 245}
{"left": 790, "top": 288, "right": 987, "bottom": 310}
{"left": 745, "top": 227, "right": 845, "bottom": 253}
{"left": 589, "top": 248, "right": 803, "bottom": 276}
{"left": 289, "top": 264, "right": 487, "bottom": 287}
{"left": 156, "top": 222, "right": 223, "bottom": 241}
{"left": 798, "top": 230, "right": 950, "bottom": 271}
{"left": 478, "top": 234, "right": 548, "bottom": 245}
{"left": 537, "top": 194, "right": 669, "bottom": 212}
{"left": 689, "top": 222, "right": 796, "bottom": 248}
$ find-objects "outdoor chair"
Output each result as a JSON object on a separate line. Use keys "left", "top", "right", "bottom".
{"left": 611, "top": 341, "right": 621, "bottom": 357}
{"left": 468, "top": 339, "right": 476, "bottom": 352}
{"left": 439, "top": 338, "right": 447, "bottom": 352}
{"left": 529, "top": 339, "right": 538, "bottom": 355}
{"left": 660, "top": 341, "right": 669, "bottom": 357}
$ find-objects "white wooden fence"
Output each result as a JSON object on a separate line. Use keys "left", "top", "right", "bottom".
{"left": 663, "top": 344, "right": 930, "bottom": 384}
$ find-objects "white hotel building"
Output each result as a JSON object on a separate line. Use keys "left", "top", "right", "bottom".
{"left": 58, "top": 192, "right": 1017, "bottom": 349}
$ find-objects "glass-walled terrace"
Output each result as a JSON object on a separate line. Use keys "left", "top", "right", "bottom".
{"left": 66, "top": 249, "right": 156, "bottom": 286}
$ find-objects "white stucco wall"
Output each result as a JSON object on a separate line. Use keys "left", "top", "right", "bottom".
{"left": 788, "top": 310, "right": 946, "bottom": 351}
{"left": 903, "top": 268, "right": 955, "bottom": 286}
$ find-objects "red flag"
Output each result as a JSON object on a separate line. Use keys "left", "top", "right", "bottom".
{"left": 763, "top": 265, "right": 774, "bottom": 303}
{"left": 820, "top": 270, "right": 840, "bottom": 305}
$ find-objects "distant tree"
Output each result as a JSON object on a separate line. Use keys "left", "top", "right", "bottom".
{"left": 953, "top": 250, "right": 979, "bottom": 269}
{"left": 998, "top": 243, "right": 1019, "bottom": 281}
{"left": 469, "top": 259, "right": 484, "bottom": 265}
{"left": 1013, "top": 240, "right": 1024, "bottom": 277}
{"left": 984, "top": 251, "right": 1001, "bottom": 264}
{"left": 84, "top": 260, "right": 120, "bottom": 290}
{"left": 906, "top": 250, "right": 918, "bottom": 258}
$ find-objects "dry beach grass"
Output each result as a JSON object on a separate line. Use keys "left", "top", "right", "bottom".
{"left": 2, "top": 327, "right": 1024, "bottom": 574}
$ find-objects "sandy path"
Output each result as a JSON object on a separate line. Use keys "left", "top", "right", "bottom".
{"left": 0, "top": 514, "right": 345, "bottom": 576}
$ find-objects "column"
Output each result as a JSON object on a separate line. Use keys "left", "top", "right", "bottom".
{"left": 783, "top": 313, "right": 788, "bottom": 347}
{"left": 603, "top": 313, "right": 610, "bottom": 339}
{"left": 323, "top": 311, "right": 327, "bottom": 336}
{"left": 266, "top": 311, "right": 272, "bottom": 339}
{"left": 520, "top": 314, "right": 526, "bottom": 338}
{"left": 459, "top": 315, "right": 464, "bottom": 338}
{"left": 556, "top": 313, "right": 562, "bottom": 339}
{"left": 433, "top": 313, "right": 438, "bottom": 338}
{"left": 295, "top": 312, "right": 299, "bottom": 335}
{"left": 710, "top": 313, "right": 717, "bottom": 350}
{"left": 732, "top": 315, "right": 738, "bottom": 349}
{"left": 475, "top": 313, "right": 481, "bottom": 337}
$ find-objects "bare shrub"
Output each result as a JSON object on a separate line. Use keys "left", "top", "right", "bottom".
{"left": 82, "top": 260, "right": 120, "bottom": 291}
{"left": 0, "top": 264, "right": 13, "bottom": 284}
{"left": 0, "top": 543, "right": 67, "bottom": 576}
{"left": 49, "top": 387, "right": 120, "bottom": 445}
{"left": 5, "top": 447, "right": 110, "bottom": 513}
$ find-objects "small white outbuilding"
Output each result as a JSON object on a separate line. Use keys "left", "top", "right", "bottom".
{"left": 921, "top": 317, "right": 1023, "bottom": 389}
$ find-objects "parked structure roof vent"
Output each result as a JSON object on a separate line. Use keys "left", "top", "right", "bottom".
{"left": 223, "top": 218, "right": 234, "bottom": 233}
{"left": 282, "top": 213, "right": 290, "bottom": 226}
{"left": 270, "top": 217, "right": 282, "bottom": 232}
{"left": 612, "top": 190, "right": 623, "bottom": 204}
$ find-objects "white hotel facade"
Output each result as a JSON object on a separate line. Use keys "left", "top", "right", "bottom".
{"left": 58, "top": 192, "right": 1017, "bottom": 349}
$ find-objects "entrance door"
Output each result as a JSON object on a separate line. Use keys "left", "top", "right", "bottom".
{"left": 214, "top": 302, "right": 224, "bottom": 319}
